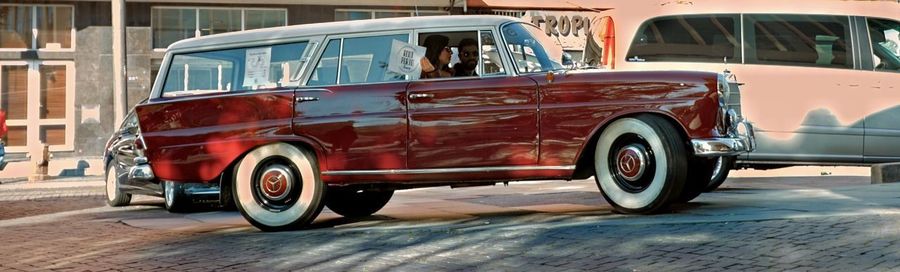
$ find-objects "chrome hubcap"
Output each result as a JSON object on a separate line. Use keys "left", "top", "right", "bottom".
{"left": 258, "top": 165, "right": 293, "bottom": 202}
{"left": 615, "top": 145, "right": 648, "bottom": 182}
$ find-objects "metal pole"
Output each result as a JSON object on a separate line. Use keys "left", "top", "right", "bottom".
{"left": 112, "top": 0, "right": 127, "bottom": 127}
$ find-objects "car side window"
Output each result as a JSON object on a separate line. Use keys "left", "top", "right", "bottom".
{"left": 121, "top": 111, "right": 138, "bottom": 134}
{"left": 161, "top": 42, "right": 309, "bottom": 97}
{"left": 744, "top": 14, "right": 853, "bottom": 69}
{"left": 867, "top": 18, "right": 900, "bottom": 73}
{"left": 340, "top": 34, "right": 409, "bottom": 84}
{"left": 627, "top": 14, "right": 741, "bottom": 63}
{"left": 307, "top": 39, "right": 341, "bottom": 86}
{"left": 416, "top": 30, "right": 506, "bottom": 79}
{"left": 308, "top": 34, "right": 409, "bottom": 86}
{"left": 480, "top": 30, "right": 506, "bottom": 76}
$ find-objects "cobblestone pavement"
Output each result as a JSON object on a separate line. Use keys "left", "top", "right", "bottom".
{"left": 2, "top": 172, "right": 900, "bottom": 271}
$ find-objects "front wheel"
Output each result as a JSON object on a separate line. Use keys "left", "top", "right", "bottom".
{"left": 105, "top": 164, "right": 131, "bottom": 207}
{"left": 594, "top": 115, "right": 688, "bottom": 213}
{"left": 704, "top": 156, "right": 734, "bottom": 192}
{"left": 233, "top": 143, "right": 325, "bottom": 231}
{"left": 325, "top": 187, "right": 394, "bottom": 218}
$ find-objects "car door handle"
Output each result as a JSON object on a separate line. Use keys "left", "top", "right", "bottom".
{"left": 296, "top": 96, "right": 319, "bottom": 103}
{"left": 408, "top": 93, "right": 434, "bottom": 99}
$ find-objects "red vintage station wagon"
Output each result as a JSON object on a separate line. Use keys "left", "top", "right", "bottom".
{"left": 128, "top": 15, "right": 753, "bottom": 231}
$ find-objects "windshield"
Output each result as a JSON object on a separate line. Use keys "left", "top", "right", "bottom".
{"left": 501, "top": 23, "right": 564, "bottom": 73}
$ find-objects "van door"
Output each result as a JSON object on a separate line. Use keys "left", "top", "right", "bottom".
{"left": 861, "top": 17, "right": 900, "bottom": 163}
{"left": 736, "top": 14, "right": 864, "bottom": 163}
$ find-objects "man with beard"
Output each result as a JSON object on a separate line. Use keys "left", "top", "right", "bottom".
{"left": 453, "top": 38, "right": 479, "bottom": 77}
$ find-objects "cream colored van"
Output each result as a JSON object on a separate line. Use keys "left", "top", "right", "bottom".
{"left": 586, "top": 0, "right": 900, "bottom": 188}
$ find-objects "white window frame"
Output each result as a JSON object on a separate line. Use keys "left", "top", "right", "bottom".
{"left": 334, "top": 8, "right": 448, "bottom": 21}
{"left": 0, "top": 4, "right": 76, "bottom": 52}
{"left": 151, "top": 6, "right": 288, "bottom": 51}
{"left": 0, "top": 61, "right": 76, "bottom": 153}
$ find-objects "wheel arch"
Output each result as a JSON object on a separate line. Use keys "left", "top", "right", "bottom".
{"left": 571, "top": 110, "right": 691, "bottom": 180}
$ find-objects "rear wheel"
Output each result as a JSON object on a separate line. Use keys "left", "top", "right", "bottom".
{"left": 163, "top": 180, "right": 191, "bottom": 212}
{"left": 105, "top": 164, "right": 131, "bottom": 207}
{"left": 704, "top": 156, "right": 734, "bottom": 192}
{"left": 233, "top": 143, "right": 325, "bottom": 231}
{"left": 594, "top": 115, "right": 687, "bottom": 213}
{"left": 325, "top": 187, "right": 394, "bottom": 218}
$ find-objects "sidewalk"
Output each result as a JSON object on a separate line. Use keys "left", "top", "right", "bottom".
{"left": 0, "top": 175, "right": 104, "bottom": 201}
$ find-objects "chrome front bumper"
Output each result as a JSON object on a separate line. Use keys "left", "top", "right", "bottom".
{"left": 692, "top": 120, "right": 756, "bottom": 157}
{"left": 127, "top": 156, "right": 156, "bottom": 181}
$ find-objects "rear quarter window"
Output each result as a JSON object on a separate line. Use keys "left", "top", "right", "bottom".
{"left": 161, "top": 42, "right": 308, "bottom": 97}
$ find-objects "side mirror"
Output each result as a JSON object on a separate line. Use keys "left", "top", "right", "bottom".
{"left": 562, "top": 52, "right": 574, "bottom": 67}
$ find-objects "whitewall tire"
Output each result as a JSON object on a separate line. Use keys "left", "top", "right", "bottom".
{"left": 233, "top": 143, "right": 324, "bottom": 231}
{"left": 594, "top": 115, "right": 688, "bottom": 213}
{"left": 105, "top": 164, "right": 131, "bottom": 207}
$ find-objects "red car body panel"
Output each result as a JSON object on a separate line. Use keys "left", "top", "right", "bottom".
{"left": 136, "top": 70, "right": 720, "bottom": 184}
{"left": 407, "top": 76, "right": 540, "bottom": 168}
{"left": 292, "top": 82, "right": 408, "bottom": 172}
{"left": 531, "top": 71, "right": 720, "bottom": 167}
{"left": 135, "top": 91, "right": 296, "bottom": 182}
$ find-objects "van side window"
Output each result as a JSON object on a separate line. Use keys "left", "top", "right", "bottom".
{"left": 867, "top": 18, "right": 900, "bottom": 73}
{"left": 627, "top": 14, "right": 741, "bottom": 63}
{"left": 161, "top": 42, "right": 308, "bottom": 97}
{"left": 745, "top": 14, "right": 852, "bottom": 69}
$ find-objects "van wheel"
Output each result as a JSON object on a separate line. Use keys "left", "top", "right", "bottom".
{"left": 325, "top": 187, "right": 393, "bottom": 218}
{"left": 233, "top": 143, "right": 325, "bottom": 231}
{"left": 704, "top": 156, "right": 734, "bottom": 192}
{"left": 674, "top": 157, "right": 717, "bottom": 203}
{"left": 594, "top": 115, "right": 687, "bottom": 213}
{"left": 105, "top": 164, "right": 131, "bottom": 207}
{"left": 163, "top": 181, "right": 191, "bottom": 212}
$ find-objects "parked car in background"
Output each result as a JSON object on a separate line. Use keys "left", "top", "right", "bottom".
{"left": 585, "top": 0, "right": 900, "bottom": 190}
{"left": 134, "top": 15, "right": 753, "bottom": 231}
{"left": 103, "top": 108, "right": 229, "bottom": 211}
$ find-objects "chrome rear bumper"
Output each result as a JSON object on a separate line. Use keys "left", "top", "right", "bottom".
{"left": 692, "top": 120, "right": 756, "bottom": 157}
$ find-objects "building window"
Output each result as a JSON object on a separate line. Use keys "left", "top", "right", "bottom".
{"left": 152, "top": 7, "right": 288, "bottom": 49}
{"left": 0, "top": 4, "right": 73, "bottom": 50}
{"left": 334, "top": 9, "right": 448, "bottom": 21}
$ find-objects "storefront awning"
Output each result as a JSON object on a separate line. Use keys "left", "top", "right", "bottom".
{"left": 466, "top": 0, "right": 608, "bottom": 11}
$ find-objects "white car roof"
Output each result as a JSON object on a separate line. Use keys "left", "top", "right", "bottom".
{"left": 168, "top": 15, "right": 522, "bottom": 51}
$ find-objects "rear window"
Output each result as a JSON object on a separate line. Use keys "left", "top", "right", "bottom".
{"left": 744, "top": 14, "right": 853, "bottom": 69}
{"left": 161, "top": 42, "right": 309, "bottom": 97}
{"left": 627, "top": 14, "right": 741, "bottom": 63}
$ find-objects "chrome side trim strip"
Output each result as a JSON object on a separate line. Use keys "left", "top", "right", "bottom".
{"left": 322, "top": 165, "right": 576, "bottom": 176}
